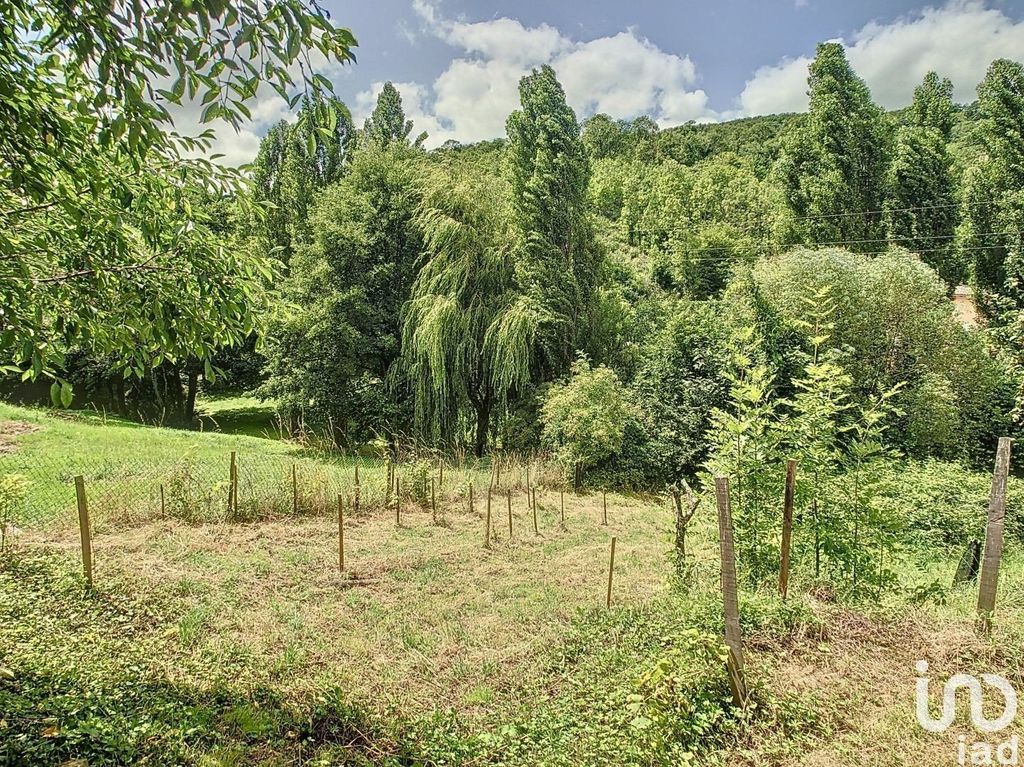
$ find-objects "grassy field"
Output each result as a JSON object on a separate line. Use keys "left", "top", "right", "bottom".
{"left": 195, "top": 395, "right": 281, "bottom": 441}
{"left": 0, "top": 403, "right": 540, "bottom": 532}
{"left": 1, "top": 405, "right": 1023, "bottom": 765}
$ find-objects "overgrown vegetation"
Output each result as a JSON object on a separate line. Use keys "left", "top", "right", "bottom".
{"left": 4, "top": 7, "right": 1024, "bottom": 766}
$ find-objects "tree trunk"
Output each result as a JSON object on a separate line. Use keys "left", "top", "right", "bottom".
{"left": 184, "top": 364, "right": 199, "bottom": 425}
{"left": 474, "top": 400, "right": 490, "bottom": 459}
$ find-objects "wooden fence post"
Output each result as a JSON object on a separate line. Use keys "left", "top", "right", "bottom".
{"left": 353, "top": 464, "right": 361, "bottom": 517}
{"left": 507, "top": 489, "right": 513, "bottom": 538}
{"left": 431, "top": 477, "right": 437, "bottom": 522}
{"left": 779, "top": 459, "right": 796, "bottom": 600}
{"left": 715, "top": 476, "right": 748, "bottom": 707}
{"left": 396, "top": 476, "right": 402, "bottom": 527}
{"left": 606, "top": 536, "right": 617, "bottom": 608}
{"left": 469, "top": 482, "right": 474, "bottom": 515}
{"left": 602, "top": 490, "right": 608, "bottom": 526}
{"left": 532, "top": 488, "right": 538, "bottom": 534}
{"left": 228, "top": 451, "right": 238, "bottom": 515}
{"left": 74, "top": 475, "right": 93, "bottom": 589}
{"left": 978, "top": 437, "right": 1012, "bottom": 633}
{"left": 337, "top": 494, "right": 345, "bottom": 573}
{"left": 484, "top": 488, "right": 492, "bottom": 548}
{"left": 292, "top": 463, "right": 298, "bottom": 515}
{"left": 526, "top": 464, "right": 531, "bottom": 502}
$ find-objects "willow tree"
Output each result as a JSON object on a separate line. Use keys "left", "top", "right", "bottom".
{"left": 491, "top": 65, "right": 599, "bottom": 396}
{"left": 400, "top": 166, "right": 516, "bottom": 456}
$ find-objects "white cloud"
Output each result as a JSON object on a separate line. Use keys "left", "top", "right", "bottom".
{"left": 736, "top": 1, "right": 1024, "bottom": 116}
{"left": 359, "top": 1, "right": 716, "bottom": 147}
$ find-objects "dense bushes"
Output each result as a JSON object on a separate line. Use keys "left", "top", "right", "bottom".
{"left": 751, "top": 248, "right": 1016, "bottom": 463}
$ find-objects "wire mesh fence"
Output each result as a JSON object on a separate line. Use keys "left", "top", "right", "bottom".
{"left": 0, "top": 446, "right": 566, "bottom": 536}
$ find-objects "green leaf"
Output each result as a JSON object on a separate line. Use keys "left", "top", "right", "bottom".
{"left": 60, "top": 381, "right": 74, "bottom": 408}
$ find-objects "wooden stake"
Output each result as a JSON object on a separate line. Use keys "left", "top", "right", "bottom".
{"left": 469, "top": 482, "right": 474, "bottom": 515}
{"left": 779, "top": 459, "right": 796, "bottom": 600}
{"left": 353, "top": 466, "right": 361, "bottom": 517}
{"left": 484, "top": 488, "right": 492, "bottom": 548}
{"left": 532, "top": 488, "right": 538, "bottom": 534}
{"left": 74, "top": 475, "right": 93, "bottom": 589}
{"left": 496, "top": 457, "right": 501, "bottom": 489}
{"left": 526, "top": 464, "right": 531, "bottom": 498}
{"left": 337, "top": 494, "right": 345, "bottom": 573}
{"left": 978, "top": 437, "right": 1012, "bottom": 632}
{"left": 507, "top": 489, "right": 513, "bottom": 538}
{"left": 606, "top": 536, "right": 617, "bottom": 608}
{"left": 715, "top": 476, "right": 747, "bottom": 707}
{"left": 228, "top": 451, "right": 238, "bottom": 515}
{"left": 396, "top": 476, "right": 402, "bottom": 526}
{"left": 292, "top": 463, "right": 298, "bottom": 515}
{"left": 602, "top": 490, "right": 608, "bottom": 526}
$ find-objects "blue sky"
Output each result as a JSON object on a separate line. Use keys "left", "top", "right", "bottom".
{"left": 187, "top": 1, "right": 1024, "bottom": 162}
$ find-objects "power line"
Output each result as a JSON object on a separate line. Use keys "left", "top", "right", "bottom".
{"left": 623, "top": 198, "right": 999, "bottom": 240}
{"left": 645, "top": 239, "right": 1020, "bottom": 267}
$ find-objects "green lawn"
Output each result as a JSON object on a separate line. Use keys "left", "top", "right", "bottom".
{"left": 0, "top": 403, "right": 548, "bottom": 532}
{"left": 195, "top": 394, "right": 281, "bottom": 440}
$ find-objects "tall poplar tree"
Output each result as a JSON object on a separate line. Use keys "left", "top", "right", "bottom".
{"left": 363, "top": 82, "right": 426, "bottom": 148}
{"left": 959, "top": 59, "right": 1024, "bottom": 299}
{"left": 251, "top": 96, "right": 354, "bottom": 266}
{"left": 884, "top": 72, "right": 959, "bottom": 285}
{"left": 490, "top": 65, "right": 599, "bottom": 396}
{"left": 775, "top": 43, "right": 889, "bottom": 247}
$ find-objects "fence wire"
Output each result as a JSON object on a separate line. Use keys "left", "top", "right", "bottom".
{"left": 0, "top": 448, "right": 565, "bottom": 535}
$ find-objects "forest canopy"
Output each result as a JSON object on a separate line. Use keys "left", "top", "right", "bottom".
{"left": 5, "top": 31, "right": 1024, "bottom": 486}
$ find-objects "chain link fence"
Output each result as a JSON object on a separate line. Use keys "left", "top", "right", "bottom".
{"left": 0, "top": 447, "right": 565, "bottom": 536}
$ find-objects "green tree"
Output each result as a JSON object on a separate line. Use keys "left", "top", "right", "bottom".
{"left": 364, "top": 82, "right": 426, "bottom": 148}
{"left": 750, "top": 248, "right": 1013, "bottom": 464}
{"left": 959, "top": 60, "right": 1024, "bottom": 298}
{"left": 705, "top": 330, "right": 784, "bottom": 582}
{"left": 494, "top": 65, "right": 599, "bottom": 392}
{"left": 541, "top": 356, "right": 631, "bottom": 490}
{"left": 0, "top": 0, "right": 356, "bottom": 383}
{"left": 884, "top": 73, "right": 960, "bottom": 284}
{"left": 400, "top": 165, "right": 517, "bottom": 456}
{"left": 262, "top": 144, "right": 425, "bottom": 443}
{"left": 775, "top": 43, "right": 889, "bottom": 246}
{"left": 251, "top": 95, "right": 354, "bottom": 265}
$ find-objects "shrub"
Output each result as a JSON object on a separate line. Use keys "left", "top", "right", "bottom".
{"left": 541, "top": 355, "right": 631, "bottom": 489}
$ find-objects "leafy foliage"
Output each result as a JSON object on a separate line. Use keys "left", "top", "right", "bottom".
{"left": 1, "top": 0, "right": 356, "bottom": 382}
{"left": 541, "top": 356, "right": 631, "bottom": 481}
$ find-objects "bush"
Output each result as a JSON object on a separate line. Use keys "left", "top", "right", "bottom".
{"left": 875, "top": 459, "right": 1024, "bottom": 549}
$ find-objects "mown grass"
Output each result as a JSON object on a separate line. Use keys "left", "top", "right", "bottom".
{"left": 2, "top": 478, "right": 1023, "bottom": 765}
{"left": 2, "top": 403, "right": 1023, "bottom": 765}
{"left": 0, "top": 403, "right": 553, "bottom": 532}
{"left": 195, "top": 394, "right": 281, "bottom": 441}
